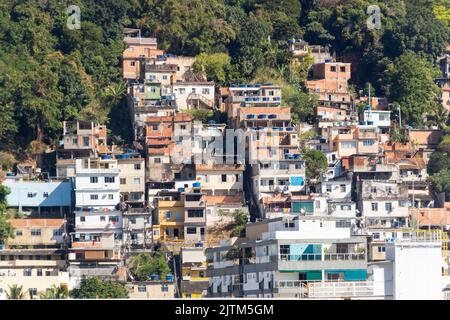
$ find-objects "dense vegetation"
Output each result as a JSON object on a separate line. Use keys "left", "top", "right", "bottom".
{"left": 0, "top": 0, "right": 448, "bottom": 154}
{"left": 71, "top": 276, "right": 129, "bottom": 298}
{"left": 129, "top": 251, "right": 172, "bottom": 280}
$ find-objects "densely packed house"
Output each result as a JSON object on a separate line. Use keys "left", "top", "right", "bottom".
{"left": 1, "top": 32, "right": 449, "bottom": 300}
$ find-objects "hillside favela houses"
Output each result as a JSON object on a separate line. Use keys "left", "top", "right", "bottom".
{"left": 0, "top": 24, "right": 449, "bottom": 301}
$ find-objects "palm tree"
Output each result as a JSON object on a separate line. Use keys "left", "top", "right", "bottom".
{"left": 39, "top": 285, "right": 69, "bottom": 299}
{"left": 103, "top": 82, "right": 127, "bottom": 106}
{"left": 6, "top": 284, "right": 24, "bottom": 299}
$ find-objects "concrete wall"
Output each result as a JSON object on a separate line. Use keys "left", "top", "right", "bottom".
{"left": 4, "top": 179, "right": 73, "bottom": 208}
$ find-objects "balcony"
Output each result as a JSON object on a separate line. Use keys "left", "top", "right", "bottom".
{"left": 275, "top": 280, "right": 374, "bottom": 299}
{"left": 279, "top": 253, "right": 365, "bottom": 262}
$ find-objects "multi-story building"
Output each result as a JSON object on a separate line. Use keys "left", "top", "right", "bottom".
{"left": 74, "top": 158, "right": 120, "bottom": 209}
{"left": 206, "top": 215, "right": 368, "bottom": 299}
{"left": 305, "top": 62, "right": 352, "bottom": 103}
{"left": 122, "top": 208, "right": 152, "bottom": 250}
{"left": 56, "top": 121, "right": 108, "bottom": 178}
{"left": 194, "top": 164, "right": 244, "bottom": 196}
{"left": 357, "top": 180, "right": 409, "bottom": 230}
{"left": 122, "top": 29, "right": 162, "bottom": 81}
{"left": 183, "top": 186, "right": 206, "bottom": 244}
{"left": 180, "top": 247, "right": 208, "bottom": 298}
{"left": 172, "top": 81, "right": 215, "bottom": 110}
{"left": 68, "top": 232, "right": 125, "bottom": 288}
{"left": 152, "top": 194, "right": 185, "bottom": 243}
{"left": 0, "top": 219, "right": 70, "bottom": 299}
{"left": 3, "top": 175, "right": 73, "bottom": 217}
{"left": 116, "top": 153, "right": 145, "bottom": 208}
{"left": 226, "top": 84, "right": 283, "bottom": 128}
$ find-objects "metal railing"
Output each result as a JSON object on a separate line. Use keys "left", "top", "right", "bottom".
{"left": 279, "top": 253, "right": 365, "bottom": 262}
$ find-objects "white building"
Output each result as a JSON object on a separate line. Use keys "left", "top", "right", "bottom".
{"left": 172, "top": 81, "right": 215, "bottom": 110}
{"left": 370, "top": 230, "right": 445, "bottom": 300}
{"left": 73, "top": 158, "right": 123, "bottom": 241}
{"left": 74, "top": 158, "right": 120, "bottom": 209}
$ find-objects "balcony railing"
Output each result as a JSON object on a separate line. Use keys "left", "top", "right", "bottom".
{"left": 279, "top": 253, "right": 365, "bottom": 262}
{"left": 275, "top": 280, "right": 374, "bottom": 298}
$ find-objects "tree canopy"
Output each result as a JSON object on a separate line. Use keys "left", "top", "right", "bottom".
{"left": 71, "top": 277, "right": 129, "bottom": 299}
{"left": 130, "top": 251, "right": 172, "bottom": 281}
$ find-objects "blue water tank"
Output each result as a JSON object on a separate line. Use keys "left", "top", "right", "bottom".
{"left": 178, "top": 187, "right": 185, "bottom": 192}
{"left": 150, "top": 274, "right": 160, "bottom": 281}
{"left": 193, "top": 182, "right": 201, "bottom": 188}
{"left": 195, "top": 242, "right": 203, "bottom": 248}
{"left": 166, "top": 274, "right": 174, "bottom": 281}
{"left": 100, "top": 154, "right": 111, "bottom": 159}
{"left": 6, "top": 172, "right": 14, "bottom": 177}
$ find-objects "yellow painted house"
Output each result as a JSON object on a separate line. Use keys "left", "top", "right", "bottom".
{"left": 153, "top": 200, "right": 185, "bottom": 242}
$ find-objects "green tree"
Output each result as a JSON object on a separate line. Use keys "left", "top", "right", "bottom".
{"left": 130, "top": 252, "right": 172, "bottom": 281}
{"left": 6, "top": 284, "right": 24, "bottom": 299}
{"left": 71, "top": 277, "right": 129, "bottom": 299}
{"left": 218, "top": 209, "right": 249, "bottom": 237}
{"left": 382, "top": 52, "right": 442, "bottom": 127}
{"left": 39, "top": 285, "right": 69, "bottom": 299}
{"left": 429, "top": 169, "right": 450, "bottom": 194}
{"left": 193, "top": 52, "right": 231, "bottom": 84}
{"left": 185, "top": 109, "right": 214, "bottom": 123}
{"left": 302, "top": 149, "right": 328, "bottom": 181}
{"left": 427, "top": 152, "right": 450, "bottom": 175}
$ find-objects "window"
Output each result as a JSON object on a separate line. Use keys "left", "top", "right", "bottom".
{"left": 134, "top": 163, "right": 141, "bottom": 170}
{"left": 27, "top": 192, "right": 34, "bottom": 198}
{"left": 385, "top": 202, "right": 393, "bottom": 212}
{"left": 162, "top": 75, "right": 168, "bottom": 80}
{"left": 90, "top": 177, "right": 98, "bottom": 183}
{"left": 29, "top": 288, "right": 37, "bottom": 297}
{"left": 31, "top": 229, "right": 41, "bottom": 236}
{"left": 284, "top": 221, "right": 295, "bottom": 228}
{"left": 105, "top": 176, "right": 115, "bottom": 183}
{"left": 221, "top": 174, "right": 227, "bottom": 182}
{"left": 130, "top": 218, "right": 136, "bottom": 224}
{"left": 336, "top": 220, "right": 351, "bottom": 228}
{"left": 100, "top": 216, "right": 105, "bottom": 222}
{"left": 315, "top": 201, "right": 320, "bottom": 209}
{"left": 377, "top": 246, "right": 386, "bottom": 253}
{"left": 120, "top": 178, "right": 126, "bottom": 184}
{"left": 23, "top": 268, "right": 32, "bottom": 276}
{"left": 363, "top": 139, "right": 374, "bottom": 146}
{"left": 90, "top": 194, "right": 98, "bottom": 200}
{"left": 371, "top": 203, "right": 378, "bottom": 211}
{"left": 235, "top": 174, "right": 240, "bottom": 182}
{"left": 385, "top": 186, "right": 392, "bottom": 194}
{"left": 330, "top": 66, "right": 337, "bottom": 72}
{"left": 109, "top": 216, "right": 119, "bottom": 223}
{"left": 164, "top": 211, "right": 172, "bottom": 219}
{"left": 37, "top": 269, "right": 43, "bottom": 276}
{"left": 326, "top": 184, "right": 332, "bottom": 192}
{"left": 340, "top": 184, "right": 346, "bottom": 192}
{"left": 340, "top": 66, "right": 346, "bottom": 72}
{"left": 108, "top": 194, "right": 114, "bottom": 200}
{"left": 45, "top": 270, "right": 51, "bottom": 276}
{"left": 202, "top": 88, "right": 210, "bottom": 95}
{"left": 161, "top": 285, "right": 169, "bottom": 292}
{"left": 130, "top": 61, "right": 135, "bottom": 66}
{"left": 340, "top": 141, "right": 356, "bottom": 149}
{"left": 53, "top": 229, "right": 62, "bottom": 236}
{"left": 154, "top": 158, "right": 161, "bottom": 164}
{"left": 370, "top": 187, "right": 377, "bottom": 193}
{"left": 186, "top": 227, "right": 197, "bottom": 234}
{"left": 138, "top": 285, "right": 147, "bottom": 293}
{"left": 279, "top": 245, "right": 290, "bottom": 260}
{"left": 83, "top": 137, "right": 89, "bottom": 147}
{"left": 80, "top": 216, "right": 86, "bottom": 222}
{"left": 187, "top": 210, "right": 204, "bottom": 218}
{"left": 179, "top": 88, "right": 186, "bottom": 94}
{"left": 43, "top": 192, "right": 49, "bottom": 198}
{"left": 16, "top": 230, "right": 22, "bottom": 236}
{"left": 133, "top": 178, "right": 141, "bottom": 184}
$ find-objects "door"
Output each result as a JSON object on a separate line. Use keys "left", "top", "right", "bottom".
{"left": 174, "top": 228, "right": 179, "bottom": 239}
